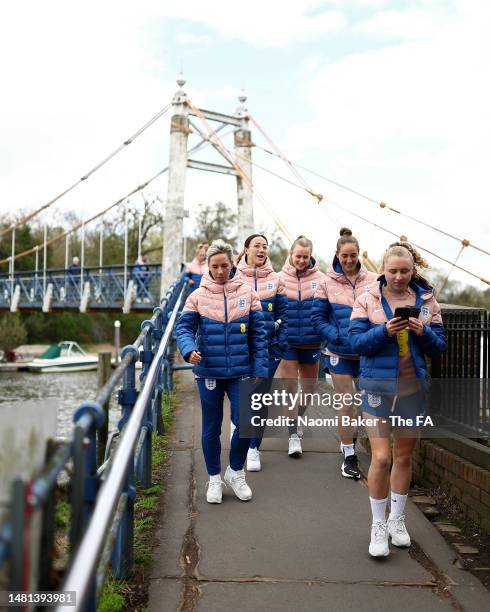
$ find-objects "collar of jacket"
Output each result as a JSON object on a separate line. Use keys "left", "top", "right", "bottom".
{"left": 236, "top": 255, "right": 274, "bottom": 278}
{"left": 375, "top": 274, "right": 434, "bottom": 301}
{"left": 282, "top": 256, "right": 319, "bottom": 278}
{"left": 328, "top": 255, "right": 367, "bottom": 283}
{"left": 200, "top": 267, "right": 242, "bottom": 294}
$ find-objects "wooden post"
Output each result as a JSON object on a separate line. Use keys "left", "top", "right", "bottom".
{"left": 97, "top": 352, "right": 112, "bottom": 466}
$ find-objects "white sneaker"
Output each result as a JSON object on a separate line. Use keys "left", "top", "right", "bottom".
{"left": 206, "top": 476, "right": 224, "bottom": 504}
{"left": 230, "top": 421, "right": 236, "bottom": 442}
{"left": 387, "top": 515, "right": 411, "bottom": 547}
{"left": 369, "top": 521, "right": 390, "bottom": 557}
{"left": 288, "top": 434, "right": 302, "bottom": 457}
{"left": 247, "top": 448, "right": 261, "bottom": 471}
{"left": 224, "top": 466, "right": 252, "bottom": 501}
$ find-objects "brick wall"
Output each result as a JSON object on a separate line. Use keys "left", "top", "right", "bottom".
{"left": 413, "top": 440, "right": 490, "bottom": 532}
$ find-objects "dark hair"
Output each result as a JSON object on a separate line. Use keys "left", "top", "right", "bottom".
{"left": 336, "top": 227, "right": 359, "bottom": 254}
{"left": 236, "top": 233, "right": 268, "bottom": 264}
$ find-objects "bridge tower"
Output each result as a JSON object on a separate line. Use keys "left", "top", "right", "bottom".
{"left": 161, "top": 78, "right": 255, "bottom": 294}
{"left": 161, "top": 78, "right": 190, "bottom": 293}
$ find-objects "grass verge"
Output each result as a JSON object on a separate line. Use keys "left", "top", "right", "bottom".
{"left": 97, "top": 389, "right": 178, "bottom": 611}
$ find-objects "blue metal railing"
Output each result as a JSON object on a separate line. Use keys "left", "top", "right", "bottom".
{"left": 0, "top": 263, "right": 164, "bottom": 311}
{"left": 0, "top": 271, "right": 189, "bottom": 611}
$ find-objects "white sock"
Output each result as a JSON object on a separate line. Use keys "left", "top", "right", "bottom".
{"left": 370, "top": 497, "right": 388, "bottom": 523}
{"left": 209, "top": 474, "right": 221, "bottom": 482}
{"left": 389, "top": 492, "right": 408, "bottom": 519}
{"left": 341, "top": 443, "right": 355, "bottom": 458}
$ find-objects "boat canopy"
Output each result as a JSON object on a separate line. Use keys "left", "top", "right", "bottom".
{"left": 40, "top": 342, "right": 86, "bottom": 359}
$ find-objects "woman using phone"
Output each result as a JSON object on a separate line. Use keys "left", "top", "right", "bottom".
{"left": 312, "top": 228, "right": 378, "bottom": 479}
{"left": 235, "top": 233, "right": 288, "bottom": 471}
{"left": 176, "top": 239, "right": 268, "bottom": 504}
{"left": 349, "top": 242, "right": 446, "bottom": 557}
{"left": 279, "top": 235, "right": 326, "bottom": 457}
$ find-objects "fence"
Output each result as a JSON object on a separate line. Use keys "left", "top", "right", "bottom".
{"left": 0, "top": 263, "right": 163, "bottom": 311}
{"left": 430, "top": 305, "right": 489, "bottom": 441}
{"left": 0, "top": 271, "right": 188, "bottom": 611}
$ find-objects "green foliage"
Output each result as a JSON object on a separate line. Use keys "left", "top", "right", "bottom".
{"left": 20, "top": 312, "right": 146, "bottom": 345}
{"left": 98, "top": 578, "right": 125, "bottom": 612}
{"left": 55, "top": 499, "right": 71, "bottom": 529}
{"left": 0, "top": 313, "right": 27, "bottom": 354}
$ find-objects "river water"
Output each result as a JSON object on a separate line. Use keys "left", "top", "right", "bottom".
{"left": 0, "top": 370, "right": 120, "bottom": 437}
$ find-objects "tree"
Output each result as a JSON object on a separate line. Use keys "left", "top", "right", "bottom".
{"left": 0, "top": 314, "right": 27, "bottom": 359}
{"left": 194, "top": 202, "right": 238, "bottom": 249}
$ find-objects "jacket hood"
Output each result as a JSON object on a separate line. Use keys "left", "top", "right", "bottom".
{"left": 237, "top": 255, "right": 274, "bottom": 278}
{"left": 200, "top": 267, "right": 243, "bottom": 294}
{"left": 282, "top": 255, "right": 319, "bottom": 278}
{"left": 375, "top": 274, "right": 434, "bottom": 301}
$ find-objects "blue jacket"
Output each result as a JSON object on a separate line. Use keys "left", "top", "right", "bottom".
{"left": 312, "top": 256, "right": 378, "bottom": 357}
{"left": 235, "top": 256, "right": 288, "bottom": 359}
{"left": 176, "top": 270, "right": 269, "bottom": 379}
{"left": 348, "top": 276, "right": 446, "bottom": 394}
{"left": 279, "top": 257, "right": 326, "bottom": 347}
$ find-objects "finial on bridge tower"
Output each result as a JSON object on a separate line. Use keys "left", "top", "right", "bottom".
{"left": 176, "top": 72, "right": 186, "bottom": 90}
{"left": 236, "top": 89, "right": 248, "bottom": 116}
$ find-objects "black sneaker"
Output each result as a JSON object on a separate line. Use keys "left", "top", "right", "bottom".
{"left": 341, "top": 454, "right": 360, "bottom": 479}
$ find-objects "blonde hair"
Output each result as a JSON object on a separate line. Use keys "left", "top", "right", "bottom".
{"left": 206, "top": 239, "right": 234, "bottom": 264}
{"left": 290, "top": 235, "right": 313, "bottom": 254}
{"left": 382, "top": 241, "right": 429, "bottom": 280}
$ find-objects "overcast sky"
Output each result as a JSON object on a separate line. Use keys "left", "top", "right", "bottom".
{"left": 1, "top": 0, "right": 489, "bottom": 288}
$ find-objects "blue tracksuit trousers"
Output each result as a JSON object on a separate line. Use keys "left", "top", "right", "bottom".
{"left": 249, "top": 357, "right": 281, "bottom": 450}
{"left": 196, "top": 377, "right": 250, "bottom": 476}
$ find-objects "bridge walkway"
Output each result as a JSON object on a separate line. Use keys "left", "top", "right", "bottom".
{"left": 148, "top": 371, "right": 488, "bottom": 611}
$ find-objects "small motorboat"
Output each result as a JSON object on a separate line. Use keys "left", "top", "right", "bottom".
{"left": 26, "top": 342, "right": 98, "bottom": 373}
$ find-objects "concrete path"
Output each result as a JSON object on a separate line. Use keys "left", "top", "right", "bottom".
{"left": 148, "top": 372, "right": 489, "bottom": 611}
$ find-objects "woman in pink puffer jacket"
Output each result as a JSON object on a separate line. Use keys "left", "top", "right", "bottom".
{"left": 279, "top": 235, "right": 326, "bottom": 458}
{"left": 312, "top": 228, "right": 378, "bottom": 481}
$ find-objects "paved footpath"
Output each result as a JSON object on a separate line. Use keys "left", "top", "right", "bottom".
{"left": 148, "top": 372, "right": 489, "bottom": 611}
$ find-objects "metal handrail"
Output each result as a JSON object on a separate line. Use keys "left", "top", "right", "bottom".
{"left": 56, "top": 284, "right": 186, "bottom": 611}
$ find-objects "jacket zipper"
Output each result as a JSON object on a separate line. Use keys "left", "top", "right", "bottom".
{"left": 224, "top": 288, "right": 229, "bottom": 375}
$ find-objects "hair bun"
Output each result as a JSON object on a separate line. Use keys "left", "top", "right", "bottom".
{"left": 339, "top": 227, "right": 352, "bottom": 237}
{"left": 296, "top": 235, "right": 306, "bottom": 240}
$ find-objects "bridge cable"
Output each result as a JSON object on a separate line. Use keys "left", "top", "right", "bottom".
{"left": 0, "top": 102, "right": 172, "bottom": 239}
{"left": 0, "top": 131, "right": 223, "bottom": 266}
{"left": 186, "top": 99, "right": 294, "bottom": 243}
{"left": 235, "top": 149, "right": 489, "bottom": 286}
{"left": 253, "top": 142, "right": 488, "bottom": 258}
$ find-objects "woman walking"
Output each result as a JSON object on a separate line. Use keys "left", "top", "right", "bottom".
{"left": 312, "top": 228, "right": 378, "bottom": 479}
{"left": 279, "top": 235, "right": 326, "bottom": 457}
{"left": 235, "top": 233, "right": 288, "bottom": 471}
{"left": 186, "top": 242, "right": 209, "bottom": 291}
{"left": 176, "top": 239, "right": 268, "bottom": 503}
{"left": 349, "top": 242, "right": 446, "bottom": 556}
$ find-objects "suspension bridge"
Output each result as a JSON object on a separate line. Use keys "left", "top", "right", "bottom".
{"left": 0, "top": 79, "right": 489, "bottom": 611}
{"left": 1, "top": 77, "right": 489, "bottom": 315}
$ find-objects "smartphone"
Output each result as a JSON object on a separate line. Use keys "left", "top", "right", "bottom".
{"left": 394, "top": 306, "right": 421, "bottom": 320}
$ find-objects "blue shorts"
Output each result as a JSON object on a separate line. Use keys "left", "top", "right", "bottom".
{"left": 325, "top": 355, "right": 360, "bottom": 377}
{"left": 283, "top": 346, "right": 321, "bottom": 364}
{"left": 362, "top": 390, "right": 426, "bottom": 420}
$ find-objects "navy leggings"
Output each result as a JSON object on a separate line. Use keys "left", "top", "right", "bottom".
{"left": 196, "top": 377, "right": 250, "bottom": 476}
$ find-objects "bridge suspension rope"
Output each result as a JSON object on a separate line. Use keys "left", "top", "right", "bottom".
{"left": 0, "top": 131, "right": 221, "bottom": 266}
{"left": 0, "top": 102, "right": 173, "bottom": 239}
{"left": 253, "top": 142, "right": 489, "bottom": 258}
{"left": 234, "top": 147, "right": 489, "bottom": 287}
{"left": 186, "top": 98, "right": 294, "bottom": 243}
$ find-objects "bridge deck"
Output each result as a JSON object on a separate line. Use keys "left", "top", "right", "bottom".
{"left": 148, "top": 371, "right": 488, "bottom": 611}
